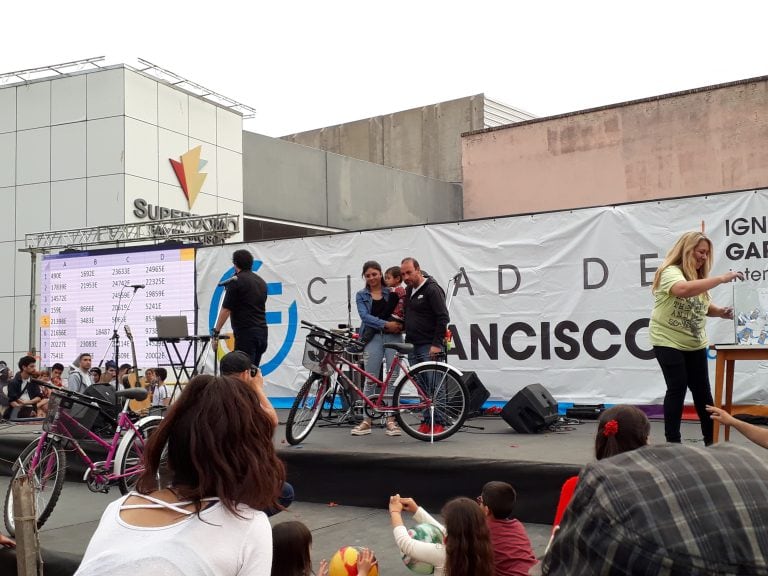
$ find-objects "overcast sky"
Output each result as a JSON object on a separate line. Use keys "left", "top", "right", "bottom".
{"left": 2, "top": 1, "right": 766, "bottom": 137}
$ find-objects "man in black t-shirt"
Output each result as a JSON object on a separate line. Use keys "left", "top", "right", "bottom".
{"left": 213, "top": 249, "right": 269, "bottom": 367}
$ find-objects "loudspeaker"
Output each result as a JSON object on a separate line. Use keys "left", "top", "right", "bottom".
{"left": 502, "top": 383, "right": 558, "bottom": 433}
{"left": 461, "top": 371, "right": 490, "bottom": 418}
{"left": 565, "top": 404, "right": 605, "bottom": 420}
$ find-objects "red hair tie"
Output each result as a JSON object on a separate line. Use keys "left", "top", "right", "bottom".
{"left": 603, "top": 419, "right": 619, "bottom": 437}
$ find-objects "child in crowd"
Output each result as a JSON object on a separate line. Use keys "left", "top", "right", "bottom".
{"left": 271, "top": 520, "right": 377, "bottom": 576}
{"left": 89, "top": 366, "right": 102, "bottom": 385}
{"left": 478, "top": 481, "right": 537, "bottom": 576}
{"left": 389, "top": 494, "right": 494, "bottom": 576}
{"left": 149, "top": 367, "right": 174, "bottom": 407}
{"left": 551, "top": 405, "right": 649, "bottom": 535}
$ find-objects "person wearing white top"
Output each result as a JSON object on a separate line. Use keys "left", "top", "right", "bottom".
{"left": 75, "top": 374, "right": 286, "bottom": 575}
{"left": 389, "top": 494, "right": 495, "bottom": 576}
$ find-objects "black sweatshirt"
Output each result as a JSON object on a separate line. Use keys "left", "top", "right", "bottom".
{"left": 404, "top": 277, "right": 450, "bottom": 347}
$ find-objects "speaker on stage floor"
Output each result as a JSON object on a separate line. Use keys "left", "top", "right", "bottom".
{"left": 461, "top": 371, "right": 490, "bottom": 418}
{"left": 501, "top": 383, "right": 558, "bottom": 434}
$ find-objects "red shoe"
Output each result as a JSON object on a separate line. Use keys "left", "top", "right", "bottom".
{"left": 417, "top": 422, "right": 445, "bottom": 434}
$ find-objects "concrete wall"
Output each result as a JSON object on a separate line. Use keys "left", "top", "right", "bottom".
{"left": 462, "top": 77, "right": 768, "bottom": 218}
{"left": 280, "top": 95, "right": 487, "bottom": 183}
{"left": 243, "top": 131, "right": 462, "bottom": 230}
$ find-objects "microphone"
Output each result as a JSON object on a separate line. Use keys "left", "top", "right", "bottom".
{"left": 130, "top": 284, "right": 145, "bottom": 290}
{"left": 452, "top": 270, "right": 463, "bottom": 281}
{"left": 218, "top": 276, "right": 238, "bottom": 287}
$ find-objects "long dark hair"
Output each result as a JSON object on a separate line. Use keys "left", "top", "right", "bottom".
{"left": 595, "top": 405, "right": 650, "bottom": 460}
{"left": 136, "top": 374, "right": 286, "bottom": 516}
{"left": 272, "top": 521, "right": 313, "bottom": 576}
{"left": 442, "top": 497, "right": 495, "bottom": 576}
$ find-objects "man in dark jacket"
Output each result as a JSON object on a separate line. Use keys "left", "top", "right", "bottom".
{"left": 401, "top": 257, "right": 450, "bottom": 363}
{"left": 8, "top": 356, "right": 43, "bottom": 417}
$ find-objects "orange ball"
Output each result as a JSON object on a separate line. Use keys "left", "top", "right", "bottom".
{"left": 328, "top": 546, "right": 379, "bottom": 576}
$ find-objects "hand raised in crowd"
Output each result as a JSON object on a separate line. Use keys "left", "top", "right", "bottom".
{"left": 389, "top": 494, "right": 404, "bottom": 513}
{"left": 706, "top": 405, "right": 738, "bottom": 427}
{"left": 357, "top": 548, "right": 378, "bottom": 576}
{"left": 317, "top": 558, "right": 329, "bottom": 576}
{"left": 398, "top": 496, "right": 419, "bottom": 512}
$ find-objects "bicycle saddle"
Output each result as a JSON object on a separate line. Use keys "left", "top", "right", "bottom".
{"left": 116, "top": 388, "right": 149, "bottom": 401}
{"left": 383, "top": 342, "right": 414, "bottom": 353}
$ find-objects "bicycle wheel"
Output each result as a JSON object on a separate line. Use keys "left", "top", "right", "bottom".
{"left": 115, "top": 415, "right": 164, "bottom": 495}
{"left": 4, "top": 438, "right": 67, "bottom": 536}
{"left": 392, "top": 363, "right": 468, "bottom": 441}
{"left": 285, "top": 374, "right": 332, "bottom": 445}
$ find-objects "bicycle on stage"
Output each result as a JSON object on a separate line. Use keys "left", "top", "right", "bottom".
{"left": 286, "top": 320, "right": 469, "bottom": 444}
{"left": 3, "top": 382, "right": 163, "bottom": 536}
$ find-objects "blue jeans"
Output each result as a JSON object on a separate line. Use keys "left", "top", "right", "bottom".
{"left": 234, "top": 326, "right": 268, "bottom": 367}
{"left": 362, "top": 332, "right": 403, "bottom": 398}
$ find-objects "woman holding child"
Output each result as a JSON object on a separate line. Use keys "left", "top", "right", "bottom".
{"left": 351, "top": 261, "right": 405, "bottom": 437}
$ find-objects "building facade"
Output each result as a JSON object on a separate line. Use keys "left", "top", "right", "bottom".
{"left": 0, "top": 63, "right": 244, "bottom": 360}
{"left": 461, "top": 76, "right": 768, "bottom": 219}
{"left": 281, "top": 94, "right": 535, "bottom": 183}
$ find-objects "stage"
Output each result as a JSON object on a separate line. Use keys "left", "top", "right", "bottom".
{"left": 0, "top": 412, "right": 761, "bottom": 525}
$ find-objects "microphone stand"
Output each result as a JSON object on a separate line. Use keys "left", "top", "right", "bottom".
{"left": 109, "top": 285, "right": 142, "bottom": 390}
{"left": 347, "top": 275, "right": 352, "bottom": 332}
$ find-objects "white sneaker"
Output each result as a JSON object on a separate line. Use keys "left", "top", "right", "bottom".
{"left": 351, "top": 421, "right": 372, "bottom": 436}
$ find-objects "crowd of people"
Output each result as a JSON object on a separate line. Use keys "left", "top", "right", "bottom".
{"left": 0, "top": 354, "right": 182, "bottom": 421}
{"left": 3, "top": 239, "right": 768, "bottom": 574}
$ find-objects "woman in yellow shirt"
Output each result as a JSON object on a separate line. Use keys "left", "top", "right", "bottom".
{"left": 649, "top": 231, "right": 742, "bottom": 444}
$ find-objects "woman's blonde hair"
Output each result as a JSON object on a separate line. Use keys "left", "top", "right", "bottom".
{"left": 651, "top": 231, "right": 713, "bottom": 293}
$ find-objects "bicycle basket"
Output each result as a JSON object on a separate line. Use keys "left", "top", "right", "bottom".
{"left": 43, "top": 392, "right": 101, "bottom": 439}
{"left": 302, "top": 335, "right": 334, "bottom": 376}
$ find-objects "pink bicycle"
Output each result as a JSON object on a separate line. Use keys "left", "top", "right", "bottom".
{"left": 286, "top": 321, "right": 468, "bottom": 444}
{"left": 3, "top": 382, "right": 162, "bottom": 536}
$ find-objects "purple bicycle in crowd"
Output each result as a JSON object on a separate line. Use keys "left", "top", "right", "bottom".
{"left": 3, "top": 381, "right": 162, "bottom": 536}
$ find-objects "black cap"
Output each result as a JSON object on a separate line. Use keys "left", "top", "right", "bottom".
{"left": 220, "top": 351, "right": 252, "bottom": 375}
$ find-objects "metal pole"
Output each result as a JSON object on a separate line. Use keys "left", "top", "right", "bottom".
{"left": 28, "top": 252, "right": 37, "bottom": 355}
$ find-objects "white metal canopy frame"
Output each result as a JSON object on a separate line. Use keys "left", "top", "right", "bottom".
{"left": 19, "top": 213, "right": 240, "bottom": 354}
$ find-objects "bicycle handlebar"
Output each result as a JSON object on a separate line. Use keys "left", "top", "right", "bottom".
{"left": 300, "top": 320, "right": 364, "bottom": 352}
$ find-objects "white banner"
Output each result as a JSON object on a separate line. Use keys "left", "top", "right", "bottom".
{"left": 196, "top": 189, "right": 768, "bottom": 405}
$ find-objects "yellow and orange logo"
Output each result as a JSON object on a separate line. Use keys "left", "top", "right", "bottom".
{"left": 170, "top": 146, "right": 207, "bottom": 209}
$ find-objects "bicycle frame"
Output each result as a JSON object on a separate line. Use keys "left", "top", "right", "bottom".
{"left": 28, "top": 395, "right": 146, "bottom": 485}
{"left": 320, "top": 348, "right": 439, "bottom": 414}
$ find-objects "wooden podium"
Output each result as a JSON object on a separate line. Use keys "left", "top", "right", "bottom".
{"left": 712, "top": 344, "right": 768, "bottom": 443}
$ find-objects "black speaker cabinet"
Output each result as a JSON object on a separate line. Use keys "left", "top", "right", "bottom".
{"left": 461, "top": 371, "right": 490, "bottom": 418}
{"left": 502, "top": 383, "right": 558, "bottom": 433}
